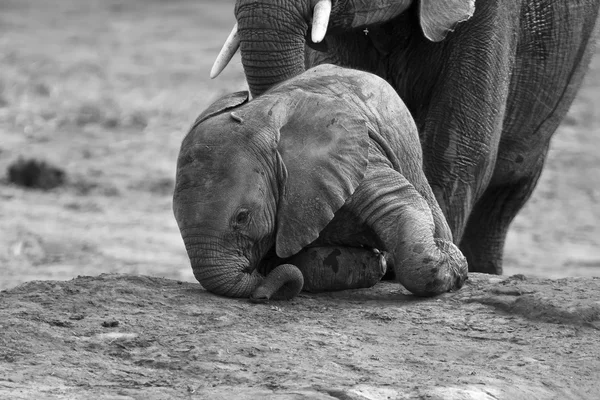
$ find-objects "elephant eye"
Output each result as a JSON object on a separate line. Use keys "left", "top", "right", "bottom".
{"left": 234, "top": 209, "right": 251, "bottom": 226}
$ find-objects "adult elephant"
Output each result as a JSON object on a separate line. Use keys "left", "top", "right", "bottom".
{"left": 211, "top": 0, "right": 600, "bottom": 274}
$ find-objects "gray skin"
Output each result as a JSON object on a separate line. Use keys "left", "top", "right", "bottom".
{"left": 231, "top": 0, "right": 600, "bottom": 274}
{"left": 173, "top": 65, "right": 467, "bottom": 300}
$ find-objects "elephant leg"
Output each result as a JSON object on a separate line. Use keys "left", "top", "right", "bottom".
{"left": 286, "top": 246, "right": 386, "bottom": 292}
{"left": 460, "top": 146, "right": 549, "bottom": 274}
{"left": 345, "top": 166, "right": 468, "bottom": 296}
{"left": 461, "top": 13, "right": 598, "bottom": 275}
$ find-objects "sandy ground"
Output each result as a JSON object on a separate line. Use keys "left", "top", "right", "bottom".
{"left": 0, "top": 1, "right": 599, "bottom": 399}
{"left": 1, "top": 273, "right": 599, "bottom": 399}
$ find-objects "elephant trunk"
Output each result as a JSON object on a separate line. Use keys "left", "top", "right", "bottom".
{"left": 192, "top": 260, "right": 264, "bottom": 298}
{"left": 233, "top": 0, "right": 416, "bottom": 96}
{"left": 185, "top": 242, "right": 304, "bottom": 299}
{"left": 250, "top": 264, "right": 305, "bottom": 302}
{"left": 181, "top": 235, "right": 261, "bottom": 297}
{"left": 235, "top": 1, "right": 308, "bottom": 97}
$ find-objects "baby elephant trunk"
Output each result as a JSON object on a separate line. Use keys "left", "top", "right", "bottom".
{"left": 250, "top": 264, "right": 305, "bottom": 302}
{"left": 192, "top": 261, "right": 264, "bottom": 298}
{"left": 183, "top": 236, "right": 304, "bottom": 300}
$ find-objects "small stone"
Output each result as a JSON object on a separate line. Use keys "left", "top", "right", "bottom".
{"left": 7, "top": 157, "right": 66, "bottom": 190}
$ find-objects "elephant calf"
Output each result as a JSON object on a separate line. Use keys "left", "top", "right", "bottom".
{"left": 173, "top": 64, "right": 468, "bottom": 300}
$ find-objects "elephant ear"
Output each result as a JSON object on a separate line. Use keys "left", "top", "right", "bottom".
{"left": 193, "top": 91, "right": 250, "bottom": 126}
{"left": 419, "top": 0, "right": 475, "bottom": 42}
{"left": 275, "top": 95, "right": 369, "bottom": 258}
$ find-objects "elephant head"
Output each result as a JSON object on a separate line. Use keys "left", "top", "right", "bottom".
{"left": 211, "top": 0, "right": 475, "bottom": 97}
{"left": 173, "top": 83, "right": 369, "bottom": 298}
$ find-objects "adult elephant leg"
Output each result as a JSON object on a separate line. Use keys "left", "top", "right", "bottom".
{"left": 460, "top": 149, "right": 547, "bottom": 274}
{"left": 380, "top": 3, "right": 520, "bottom": 245}
{"left": 345, "top": 166, "right": 468, "bottom": 297}
{"left": 461, "top": 4, "right": 599, "bottom": 274}
{"left": 460, "top": 51, "right": 592, "bottom": 274}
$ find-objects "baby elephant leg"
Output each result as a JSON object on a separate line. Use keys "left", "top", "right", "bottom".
{"left": 287, "top": 246, "right": 387, "bottom": 292}
{"left": 345, "top": 167, "right": 468, "bottom": 296}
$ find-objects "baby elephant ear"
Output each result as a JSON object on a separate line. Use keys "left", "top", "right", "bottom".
{"left": 275, "top": 94, "right": 369, "bottom": 258}
{"left": 420, "top": 0, "right": 475, "bottom": 42}
{"left": 193, "top": 91, "right": 249, "bottom": 125}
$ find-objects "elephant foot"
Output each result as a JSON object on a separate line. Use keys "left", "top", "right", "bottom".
{"left": 289, "top": 245, "right": 387, "bottom": 292}
{"left": 402, "top": 239, "right": 469, "bottom": 297}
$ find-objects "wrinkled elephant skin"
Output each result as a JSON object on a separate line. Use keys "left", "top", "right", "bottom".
{"left": 221, "top": 0, "right": 600, "bottom": 275}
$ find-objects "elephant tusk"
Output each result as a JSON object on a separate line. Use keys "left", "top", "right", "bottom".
{"left": 210, "top": 23, "right": 240, "bottom": 79}
{"left": 311, "top": 0, "right": 331, "bottom": 43}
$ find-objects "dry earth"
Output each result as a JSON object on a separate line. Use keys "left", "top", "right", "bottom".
{"left": 1, "top": 273, "right": 599, "bottom": 399}
{"left": 0, "top": 1, "right": 599, "bottom": 399}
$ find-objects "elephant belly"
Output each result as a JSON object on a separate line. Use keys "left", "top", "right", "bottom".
{"left": 287, "top": 246, "right": 386, "bottom": 292}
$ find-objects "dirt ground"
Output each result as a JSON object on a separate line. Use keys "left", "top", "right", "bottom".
{"left": 0, "top": 1, "right": 599, "bottom": 399}
{"left": 0, "top": 273, "right": 598, "bottom": 399}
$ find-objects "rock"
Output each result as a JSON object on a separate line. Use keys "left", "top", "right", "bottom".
{"left": 7, "top": 157, "right": 66, "bottom": 190}
{"left": 0, "top": 273, "right": 598, "bottom": 399}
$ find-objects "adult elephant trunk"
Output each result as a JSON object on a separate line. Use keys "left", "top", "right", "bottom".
{"left": 233, "top": 0, "right": 416, "bottom": 97}
{"left": 235, "top": 1, "right": 308, "bottom": 97}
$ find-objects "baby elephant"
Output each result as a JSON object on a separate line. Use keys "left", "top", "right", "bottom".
{"left": 173, "top": 64, "right": 468, "bottom": 300}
